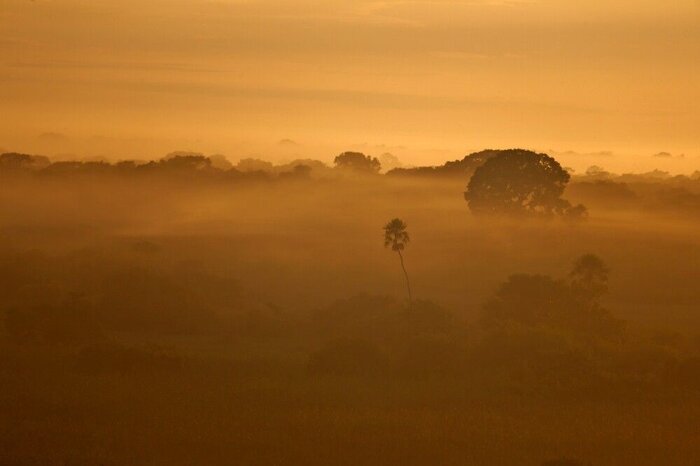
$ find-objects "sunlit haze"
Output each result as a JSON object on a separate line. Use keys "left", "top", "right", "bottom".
{"left": 1, "top": 0, "right": 698, "bottom": 172}
{"left": 4, "top": 4, "right": 700, "bottom": 465}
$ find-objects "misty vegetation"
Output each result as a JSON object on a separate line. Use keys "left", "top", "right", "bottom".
{"left": 2, "top": 148, "right": 700, "bottom": 465}
{"left": 464, "top": 150, "right": 586, "bottom": 218}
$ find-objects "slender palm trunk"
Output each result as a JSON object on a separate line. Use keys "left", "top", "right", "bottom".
{"left": 397, "top": 250, "right": 412, "bottom": 305}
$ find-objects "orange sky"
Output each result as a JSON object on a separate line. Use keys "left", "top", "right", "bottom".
{"left": 1, "top": 0, "right": 698, "bottom": 172}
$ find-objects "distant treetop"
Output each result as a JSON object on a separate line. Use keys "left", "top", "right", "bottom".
{"left": 464, "top": 149, "right": 586, "bottom": 218}
{"left": 333, "top": 152, "right": 381, "bottom": 173}
{"left": 0, "top": 152, "right": 50, "bottom": 170}
{"left": 387, "top": 149, "right": 501, "bottom": 178}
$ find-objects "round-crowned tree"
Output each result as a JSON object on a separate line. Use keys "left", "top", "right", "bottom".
{"left": 334, "top": 152, "right": 381, "bottom": 173}
{"left": 464, "top": 149, "right": 585, "bottom": 217}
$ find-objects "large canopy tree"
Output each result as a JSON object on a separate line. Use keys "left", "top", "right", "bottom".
{"left": 464, "top": 149, "right": 585, "bottom": 217}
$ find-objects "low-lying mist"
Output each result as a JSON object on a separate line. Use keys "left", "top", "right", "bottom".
{"left": 1, "top": 149, "right": 700, "bottom": 465}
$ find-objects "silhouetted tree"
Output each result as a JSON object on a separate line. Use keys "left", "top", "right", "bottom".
{"left": 159, "top": 154, "right": 212, "bottom": 171}
{"left": 569, "top": 253, "right": 609, "bottom": 302}
{"left": 482, "top": 274, "right": 573, "bottom": 328}
{"left": 236, "top": 158, "right": 274, "bottom": 173}
{"left": 481, "top": 256, "right": 623, "bottom": 341}
{"left": 40, "top": 160, "right": 113, "bottom": 176}
{"left": 464, "top": 149, "right": 585, "bottom": 217}
{"left": 279, "top": 164, "right": 312, "bottom": 180}
{"left": 566, "top": 180, "right": 637, "bottom": 209}
{"left": 0, "top": 152, "right": 50, "bottom": 171}
{"left": 0, "top": 152, "right": 34, "bottom": 170}
{"left": 334, "top": 152, "right": 381, "bottom": 173}
{"left": 585, "top": 165, "right": 612, "bottom": 179}
{"left": 379, "top": 152, "right": 402, "bottom": 171}
{"left": 205, "top": 154, "right": 232, "bottom": 170}
{"left": 542, "top": 459, "right": 587, "bottom": 466}
{"left": 4, "top": 294, "right": 103, "bottom": 345}
{"left": 388, "top": 149, "right": 499, "bottom": 178}
{"left": 307, "top": 338, "right": 387, "bottom": 376}
{"left": 274, "top": 159, "right": 329, "bottom": 175}
{"left": 75, "top": 342, "right": 181, "bottom": 375}
{"left": 383, "top": 218, "right": 412, "bottom": 304}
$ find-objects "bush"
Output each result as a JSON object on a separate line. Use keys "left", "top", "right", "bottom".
{"left": 307, "top": 338, "right": 388, "bottom": 376}
{"left": 397, "top": 335, "right": 464, "bottom": 377}
{"left": 4, "top": 301, "right": 103, "bottom": 346}
{"left": 542, "top": 459, "right": 588, "bottom": 466}
{"left": 74, "top": 342, "right": 181, "bottom": 375}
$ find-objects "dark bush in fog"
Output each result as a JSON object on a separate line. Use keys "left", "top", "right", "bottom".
{"left": 0, "top": 152, "right": 50, "bottom": 171}
{"left": 0, "top": 249, "right": 253, "bottom": 337}
{"left": 397, "top": 335, "right": 465, "bottom": 377}
{"left": 226, "top": 304, "right": 298, "bottom": 339}
{"left": 130, "top": 239, "right": 160, "bottom": 255}
{"left": 481, "top": 255, "right": 623, "bottom": 342}
{"left": 311, "top": 295, "right": 461, "bottom": 377}
{"left": 570, "top": 254, "right": 610, "bottom": 302}
{"left": 313, "top": 294, "right": 456, "bottom": 344}
{"left": 41, "top": 160, "right": 114, "bottom": 176}
{"left": 307, "top": 338, "right": 388, "bottom": 376}
{"left": 4, "top": 297, "right": 103, "bottom": 346}
{"left": 236, "top": 157, "right": 274, "bottom": 173}
{"left": 157, "top": 154, "right": 212, "bottom": 171}
{"left": 471, "top": 325, "right": 594, "bottom": 385}
{"left": 278, "top": 163, "right": 313, "bottom": 181}
{"left": 652, "top": 187, "right": 700, "bottom": 214}
{"left": 313, "top": 294, "right": 402, "bottom": 339}
{"left": 542, "top": 459, "right": 588, "bottom": 466}
{"left": 566, "top": 180, "right": 637, "bottom": 209}
{"left": 74, "top": 342, "right": 181, "bottom": 375}
{"left": 387, "top": 149, "right": 499, "bottom": 178}
{"left": 672, "top": 357, "right": 700, "bottom": 389}
{"left": 482, "top": 274, "right": 623, "bottom": 342}
{"left": 96, "top": 266, "right": 230, "bottom": 334}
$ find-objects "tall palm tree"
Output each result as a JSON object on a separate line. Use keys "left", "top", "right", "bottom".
{"left": 383, "top": 218, "right": 412, "bottom": 304}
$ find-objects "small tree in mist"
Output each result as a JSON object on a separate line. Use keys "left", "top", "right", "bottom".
{"left": 383, "top": 218, "right": 412, "bottom": 305}
{"left": 569, "top": 253, "right": 609, "bottom": 302}
{"left": 481, "top": 253, "right": 622, "bottom": 342}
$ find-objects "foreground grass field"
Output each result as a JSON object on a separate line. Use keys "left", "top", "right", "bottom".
{"left": 2, "top": 339, "right": 700, "bottom": 466}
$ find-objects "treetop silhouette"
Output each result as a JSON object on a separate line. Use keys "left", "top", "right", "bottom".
{"left": 334, "top": 152, "right": 381, "bottom": 173}
{"left": 383, "top": 218, "right": 412, "bottom": 304}
{"left": 464, "top": 149, "right": 586, "bottom": 217}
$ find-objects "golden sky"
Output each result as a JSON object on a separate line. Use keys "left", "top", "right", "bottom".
{"left": 1, "top": 0, "right": 698, "bottom": 172}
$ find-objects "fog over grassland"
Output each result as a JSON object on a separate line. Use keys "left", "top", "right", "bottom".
{"left": 2, "top": 148, "right": 700, "bottom": 465}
